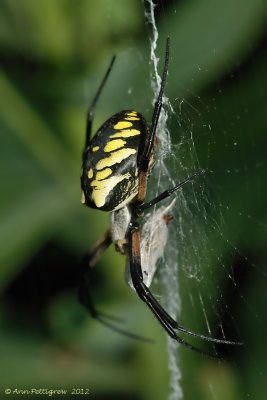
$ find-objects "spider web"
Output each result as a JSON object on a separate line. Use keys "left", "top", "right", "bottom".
{"left": 144, "top": 1, "right": 183, "bottom": 399}
{"left": 143, "top": 2, "right": 204, "bottom": 399}
{"left": 143, "top": 1, "right": 267, "bottom": 400}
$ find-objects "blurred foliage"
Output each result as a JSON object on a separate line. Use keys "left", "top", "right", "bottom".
{"left": 1, "top": 0, "right": 267, "bottom": 399}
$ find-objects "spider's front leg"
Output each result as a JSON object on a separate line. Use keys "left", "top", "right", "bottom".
{"left": 79, "top": 230, "right": 130, "bottom": 324}
{"left": 128, "top": 225, "right": 195, "bottom": 348}
{"left": 127, "top": 222, "right": 203, "bottom": 353}
{"left": 78, "top": 229, "right": 113, "bottom": 319}
{"left": 79, "top": 228, "right": 153, "bottom": 342}
{"left": 127, "top": 221, "right": 241, "bottom": 358}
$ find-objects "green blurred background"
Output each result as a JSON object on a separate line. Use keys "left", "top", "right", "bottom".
{"left": 1, "top": 0, "right": 267, "bottom": 399}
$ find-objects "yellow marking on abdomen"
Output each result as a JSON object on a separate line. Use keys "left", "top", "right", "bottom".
{"left": 125, "top": 117, "right": 139, "bottom": 121}
{"left": 110, "top": 129, "right": 140, "bottom": 138}
{"left": 114, "top": 121, "right": 132, "bottom": 129}
{"left": 92, "top": 146, "right": 100, "bottom": 152}
{"left": 104, "top": 139, "right": 126, "bottom": 152}
{"left": 96, "top": 148, "right": 136, "bottom": 170}
{"left": 81, "top": 191, "right": 86, "bottom": 204}
{"left": 88, "top": 169, "right": 93, "bottom": 179}
{"left": 96, "top": 168, "right": 112, "bottom": 181}
{"left": 127, "top": 111, "right": 137, "bottom": 116}
{"left": 91, "top": 173, "right": 131, "bottom": 208}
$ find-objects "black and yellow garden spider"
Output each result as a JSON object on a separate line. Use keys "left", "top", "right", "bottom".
{"left": 79, "top": 38, "right": 241, "bottom": 356}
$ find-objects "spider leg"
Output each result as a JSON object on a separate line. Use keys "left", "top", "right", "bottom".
{"left": 79, "top": 229, "right": 153, "bottom": 343}
{"left": 139, "top": 169, "right": 205, "bottom": 212}
{"left": 128, "top": 225, "right": 241, "bottom": 357}
{"left": 172, "top": 324, "right": 242, "bottom": 346}
{"left": 79, "top": 229, "right": 113, "bottom": 319}
{"left": 84, "top": 55, "right": 116, "bottom": 148}
{"left": 137, "top": 38, "right": 170, "bottom": 203}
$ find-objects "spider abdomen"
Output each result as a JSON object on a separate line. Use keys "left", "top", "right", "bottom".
{"left": 81, "top": 110, "right": 148, "bottom": 211}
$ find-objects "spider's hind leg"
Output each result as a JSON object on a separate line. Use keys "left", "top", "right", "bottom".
{"left": 136, "top": 38, "right": 170, "bottom": 206}
{"left": 84, "top": 55, "right": 116, "bottom": 148}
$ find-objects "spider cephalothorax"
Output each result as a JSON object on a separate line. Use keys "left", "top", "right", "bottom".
{"left": 79, "top": 38, "right": 242, "bottom": 357}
